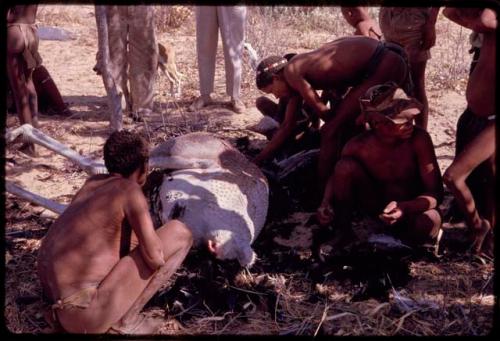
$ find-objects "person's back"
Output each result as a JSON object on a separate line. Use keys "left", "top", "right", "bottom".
{"left": 288, "top": 36, "right": 386, "bottom": 90}
{"left": 37, "top": 130, "right": 193, "bottom": 334}
{"left": 38, "top": 174, "right": 141, "bottom": 302}
{"left": 465, "top": 9, "right": 496, "bottom": 117}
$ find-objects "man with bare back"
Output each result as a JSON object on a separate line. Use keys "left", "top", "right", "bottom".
{"left": 37, "top": 130, "right": 193, "bottom": 334}
{"left": 255, "top": 36, "right": 412, "bottom": 195}
{"left": 7, "top": 5, "right": 41, "bottom": 155}
{"left": 442, "top": 7, "right": 496, "bottom": 261}
{"left": 317, "top": 83, "right": 443, "bottom": 252}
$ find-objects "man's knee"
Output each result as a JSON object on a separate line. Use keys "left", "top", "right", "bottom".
{"left": 443, "top": 165, "right": 463, "bottom": 190}
{"left": 409, "top": 209, "right": 442, "bottom": 243}
{"left": 158, "top": 220, "right": 193, "bottom": 247}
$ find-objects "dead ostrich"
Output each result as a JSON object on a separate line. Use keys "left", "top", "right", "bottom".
{"left": 5, "top": 124, "right": 269, "bottom": 267}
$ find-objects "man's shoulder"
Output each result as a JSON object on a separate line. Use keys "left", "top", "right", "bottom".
{"left": 410, "top": 127, "right": 433, "bottom": 144}
{"left": 343, "top": 131, "right": 373, "bottom": 153}
{"left": 84, "top": 175, "right": 141, "bottom": 194}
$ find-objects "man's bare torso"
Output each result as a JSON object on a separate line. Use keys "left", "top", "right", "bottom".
{"left": 347, "top": 131, "right": 422, "bottom": 202}
{"left": 37, "top": 175, "right": 140, "bottom": 302}
{"left": 285, "top": 36, "right": 380, "bottom": 90}
{"left": 466, "top": 32, "right": 496, "bottom": 117}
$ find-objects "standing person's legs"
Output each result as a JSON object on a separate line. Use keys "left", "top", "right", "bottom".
{"left": 128, "top": 5, "right": 158, "bottom": 117}
{"left": 55, "top": 220, "right": 193, "bottom": 334}
{"left": 443, "top": 121, "right": 495, "bottom": 255}
{"left": 409, "top": 58, "right": 429, "bottom": 129}
{"left": 195, "top": 6, "right": 218, "bottom": 100}
{"left": 107, "top": 6, "right": 130, "bottom": 112}
{"left": 218, "top": 5, "right": 247, "bottom": 113}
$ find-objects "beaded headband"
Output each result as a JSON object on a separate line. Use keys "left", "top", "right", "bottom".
{"left": 256, "top": 59, "right": 288, "bottom": 76}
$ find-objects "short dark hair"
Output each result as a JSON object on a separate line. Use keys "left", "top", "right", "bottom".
{"left": 256, "top": 54, "right": 294, "bottom": 89}
{"left": 103, "top": 130, "right": 149, "bottom": 177}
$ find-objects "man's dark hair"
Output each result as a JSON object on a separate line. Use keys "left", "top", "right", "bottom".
{"left": 256, "top": 55, "right": 292, "bottom": 89}
{"left": 103, "top": 130, "right": 149, "bottom": 177}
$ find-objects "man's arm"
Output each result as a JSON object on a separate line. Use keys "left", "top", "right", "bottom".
{"left": 254, "top": 96, "right": 301, "bottom": 165}
{"left": 443, "top": 7, "right": 497, "bottom": 33}
{"left": 317, "top": 138, "right": 360, "bottom": 225}
{"left": 124, "top": 185, "right": 165, "bottom": 270}
{"left": 399, "top": 130, "right": 444, "bottom": 214}
{"left": 284, "top": 65, "right": 330, "bottom": 120}
{"left": 379, "top": 130, "right": 443, "bottom": 224}
{"left": 341, "top": 6, "right": 382, "bottom": 39}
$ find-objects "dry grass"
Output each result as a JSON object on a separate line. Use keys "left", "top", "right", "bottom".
{"left": 4, "top": 5, "right": 492, "bottom": 336}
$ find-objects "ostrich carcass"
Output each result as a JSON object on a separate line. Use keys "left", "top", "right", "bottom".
{"left": 5, "top": 124, "right": 269, "bottom": 267}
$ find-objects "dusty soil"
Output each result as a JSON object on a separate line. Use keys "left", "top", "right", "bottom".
{"left": 4, "top": 5, "right": 494, "bottom": 336}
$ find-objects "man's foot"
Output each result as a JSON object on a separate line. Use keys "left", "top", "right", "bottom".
{"left": 19, "top": 142, "right": 37, "bottom": 157}
{"left": 316, "top": 229, "right": 357, "bottom": 263}
{"left": 108, "top": 314, "right": 165, "bottom": 335}
{"left": 470, "top": 219, "right": 491, "bottom": 255}
{"left": 189, "top": 95, "right": 213, "bottom": 112}
{"left": 478, "top": 229, "right": 494, "bottom": 262}
{"left": 230, "top": 98, "right": 246, "bottom": 114}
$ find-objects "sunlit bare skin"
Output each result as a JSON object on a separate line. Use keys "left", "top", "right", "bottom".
{"left": 318, "top": 110, "right": 443, "bottom": 248}
{"left": 256, "top": 36, "right": 409, "bottom": 188}
{"left": 442, "top": 8, "right": 496, "bottom": 259}
{"left": 7, "top": 5, "right": 40, "bottom": 155}
{"left": 38, "top": 140, "right": 193, "bottom": 333}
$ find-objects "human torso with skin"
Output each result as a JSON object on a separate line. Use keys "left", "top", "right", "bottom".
{"left": 467, "top": 26, "right": 496, "bottom": 117}
{"left": 344, "top": 130, "right": 423, "bottom": 202}
{"left": 284, "top": 37, "right": 380, "bottom": 91}
{"left": 37, "top": 175, "right": 141, "bottom": 302}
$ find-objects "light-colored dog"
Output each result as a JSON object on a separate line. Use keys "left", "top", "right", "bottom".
{"left": 93, "top": 42, "right": 183, "bottom": 98}
{"left": 157, "top": 42, "right": 183, "bottom": 98}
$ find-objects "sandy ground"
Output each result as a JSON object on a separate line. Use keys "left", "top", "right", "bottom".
{"left": 4, "top": 5, "right": 493, "bottom": 336}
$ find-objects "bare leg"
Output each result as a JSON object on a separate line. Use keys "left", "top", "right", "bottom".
{"left": 332, "top": 157, "right": 380, "bottom": 223}
{"left": 314, "top": 157, "right": 379, "bottom": 258}
{"left": 410, "top": 59, "right": 428, "bottom": 130}
{"left": 400, "top": 209, "right": 442, "bottom": 247}
{"left": 56, "top": 220, "right": 193, "bottom": 333}
{"left": 443, "top": 121, "right": 495, "bottom": 254}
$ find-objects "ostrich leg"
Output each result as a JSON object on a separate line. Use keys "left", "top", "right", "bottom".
{"left": 6, "top": 124, "right": 213, "bottom": 174}
{"left": 6, "top": 181, "right": 67, "bottom": 215}
{"left": 95, "top": 5, "right": 123, "bottom": 132}
{"left": 5, "top": 124, "right": 107, "bottom": 175}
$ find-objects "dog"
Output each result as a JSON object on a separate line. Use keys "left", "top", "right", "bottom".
{"left": 93, "top": 41, "right": 183, "bottom": 98}
{"left": 157, "top": 42, "right": 183, "bottom": 98}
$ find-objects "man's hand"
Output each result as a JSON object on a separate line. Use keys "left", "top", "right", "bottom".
{"left": 379, "top": 201, "right": 404, "bottom": 225}
{"left": 317, "top": 203, "right": 334, "bottom": 226}
{"left": 355, "top": 19, "right": 382, "bottom": 40}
